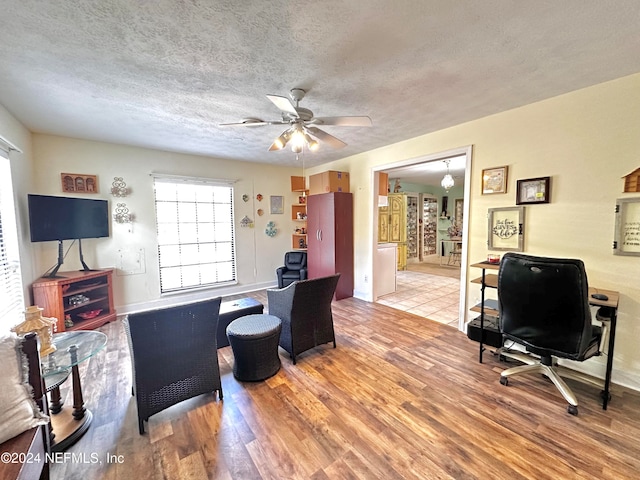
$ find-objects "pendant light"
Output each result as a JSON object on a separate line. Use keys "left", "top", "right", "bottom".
{"left": 441, "top": 159, "right": 454, "bottom": 192}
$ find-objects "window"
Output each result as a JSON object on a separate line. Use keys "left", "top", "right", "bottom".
{"left": 0, "top": 146, "right": 25, "bottom": 332}
{"left": 153, "top": 176, "right": 236, "bottom": 293}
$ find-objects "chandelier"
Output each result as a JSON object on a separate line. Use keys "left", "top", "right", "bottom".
{"left": 441, "top": 159, "right": 455, "bottom": 192}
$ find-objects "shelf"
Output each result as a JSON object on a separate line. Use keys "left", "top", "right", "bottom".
{"left": 470, "top": 299, "right": 499, "bottom": 317}
{"left": 471, "top": 274, "right": 498, "bottom": 288}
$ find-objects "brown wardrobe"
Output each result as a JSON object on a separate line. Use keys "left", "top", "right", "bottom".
{"left": 306, "top": 192, "right": 354, "bottom": 299}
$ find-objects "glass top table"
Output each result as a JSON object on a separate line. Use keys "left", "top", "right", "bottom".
{"left": 43, "top": 330, "right": 107, "bottom": 377}
{"left": 41, "top": 330, "right": 108, "bottom": 452}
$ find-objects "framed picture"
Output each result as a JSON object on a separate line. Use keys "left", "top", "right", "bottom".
{"left": 613, "top": 197, "right": 640, "bottom": 256}
{"left": 270, "top": 195, "right": 284, "bottom": 214}
{"left": 516, "top": 176, "right": 550, "bottom": 205}
{"left": 61, "top": 173, "right": 99, "bottom": 193}
{"left": 487, "top": 206, "right": 524, "bottom": 251}
{"left": 481, "top": 166, "right": 508, "bottom": 195}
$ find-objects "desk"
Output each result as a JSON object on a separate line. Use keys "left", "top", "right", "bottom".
{"left": 43, "top": 331, "right": 107, "bottom": 451}
{"left": 470, "top": 261, "right": 620, "bottom": 410}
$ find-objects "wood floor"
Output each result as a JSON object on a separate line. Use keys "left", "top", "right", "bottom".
{"left": 51, "top": 292, "right": 640, "bottom": 480}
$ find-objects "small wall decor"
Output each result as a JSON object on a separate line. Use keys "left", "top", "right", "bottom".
{"left": 61, "top": 173, "right": 99, "bottom": 193}
{"left": 239, "top": 215, "right": 254, "bottom": 228}
{"left": 242, "top": 194, "right": 249, "bottom": 202}
{"left": 487, "top": 206, "right": 524, "bottom": 251}
{"left": 270, "top": 195, "right": 284, "bottom": 214}
{"left": 516, "top": 176, "right": 550, "bottom": 205}
{"left": 481, "top": 166, "right": 508, "bottom": 195}
{"left": 298, "top": 195, "right": 306, "bottom": 204}
{"left": 265, "top": 221, "right": 277, "bottom": 237}
{"left": 256, "top": 193, "right": 263, "bottom": 201}
{"left": 613, "top": 197, "right": 640, "bottom": 256}
{"left": 110, "top": 177, "right": 129, "bottom": 197}
{"left": 257, "top": 208, "right": 264, "bottom": 216}
{"left": 113, "top": 202, "right": 133, "bottom": 223}
{"left": 622, "top": 168, "right": 640, "bottom": 192}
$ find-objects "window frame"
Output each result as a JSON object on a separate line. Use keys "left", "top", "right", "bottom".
{"left": 153, "top": 174, "right": 237, "bottom": 294}
{"left": 0, "top": 144, "right": 25, "bottom": 332}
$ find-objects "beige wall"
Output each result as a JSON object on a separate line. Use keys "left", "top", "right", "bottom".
{"left": 2, "top": 72, "right": 639, "bottom": 390}
{"left": 314, "top": 72, "right": 640, "bottom": 390}
{"left": 29, "top": 135, "right": 304, "bottom": 313}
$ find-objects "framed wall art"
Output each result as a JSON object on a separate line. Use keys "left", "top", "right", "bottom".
{"left": 270, "top": 195, "right": 284, "bottom": 214}
{"left": 61, "top": 173, "right": 98, "bottom": 193}
{"left": 516, "top": 176, "right": 550, "bottom": 205}
{"left": 613, "top": 197, "right": 640, "bottom": 256}
{"left": 481, "top": 166, "right": 508, "bottom": 195}
{"left": 487, "top": 206, "right": 524, "bottom": 251}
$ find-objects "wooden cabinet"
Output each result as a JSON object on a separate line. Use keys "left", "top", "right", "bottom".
{"left": 307, "top": 192, "right": 354, "bottom": 300}
{"left": 378, "top": 193, "right": 420, "bottom": 270}
{"left": 32, "top": 269, "right": 117, "bottom": 332}
{"left": 291, "top": 176, "right": 308, "bottom": 250}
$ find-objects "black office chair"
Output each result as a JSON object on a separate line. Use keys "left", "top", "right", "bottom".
{"left": 497, "top": 252, "right": 602, "bottom": 415}
{"left": 276, "top": 251, "right": 308, "bottom": 288}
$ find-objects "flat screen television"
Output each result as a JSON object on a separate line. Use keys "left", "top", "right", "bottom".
{"left": 28, "top": 194, "right": 110, "bottom": 242}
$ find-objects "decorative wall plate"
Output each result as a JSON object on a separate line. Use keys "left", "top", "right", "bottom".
{"left": 265, "top": 221, "right": 277, "bottom": 237}
{"left": 242, "top": 194, "right": 249, "bottom": 202}
{"left": 257, "top": 208, "right": 264, "bottom": 216}
{"left": 256, "top": 193, "right": 263, "bottom": 201}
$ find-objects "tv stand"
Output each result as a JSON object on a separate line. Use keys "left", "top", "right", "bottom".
{"left": 44, "top": 239, "right": 95, "bottom": 278}
{"left": 32, "top": 269, "right": 116, "bottom": 332}
{"left": 77, "top": 238, "right": 94, "bottom": 272}
{"left": 45, "top": 240, "right": 66, "bottom": 278}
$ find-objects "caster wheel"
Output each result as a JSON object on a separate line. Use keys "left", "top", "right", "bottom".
{"left": 499, "top": 376, "right": 508, "bottom": 386}
{"left": 567, "top": 405, "right": 578, "bottom": 416}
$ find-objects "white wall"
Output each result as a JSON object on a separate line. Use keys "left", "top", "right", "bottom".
{"left": 312, "top": 72, "right": 640, "bottom": 390}
{"left": 30, "top": 135, "right": 305, "bottom": 313}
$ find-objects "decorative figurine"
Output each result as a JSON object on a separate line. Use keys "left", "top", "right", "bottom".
{"left": 11, "top": 305, "right": 57, "bottom": 356}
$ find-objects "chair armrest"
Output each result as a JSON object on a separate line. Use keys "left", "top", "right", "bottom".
{"left": 299, "top": 267, "right": 308, "bottom": 280}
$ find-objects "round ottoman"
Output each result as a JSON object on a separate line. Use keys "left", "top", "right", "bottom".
{"left": 226, "top": 314, "right": 282, "bottom": 381}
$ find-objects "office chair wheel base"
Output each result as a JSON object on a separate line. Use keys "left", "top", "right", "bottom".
{"left": 567, "top": 405, "right": 578, "bottom": 416}
{"left": 499, "top": 376, "right": 508, "bottom": 386}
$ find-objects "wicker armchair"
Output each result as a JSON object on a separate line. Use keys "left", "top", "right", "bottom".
{"left": 267, "top": 274, "right": 340, "bottom": 364}
{"left": 123, "top": 297, "right": 223, "bottom": 434}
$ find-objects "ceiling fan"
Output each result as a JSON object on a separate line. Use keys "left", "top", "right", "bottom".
{"left": 220, "top": 88, "right": 372, "bottom": 152}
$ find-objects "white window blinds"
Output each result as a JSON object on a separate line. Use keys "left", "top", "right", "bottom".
{"left": 0, "top": 146, "right": 25, "bottom": 332}
{"left": 153, "top": 175, "right": 237, "bottom": 293}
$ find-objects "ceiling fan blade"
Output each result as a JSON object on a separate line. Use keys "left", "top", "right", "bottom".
{"left": 306, "top": 126, "right": 347, "bottom": 149}
{"left": 266, "top": 94, "right": 299, "bottom": 117}
{"left": 219, "top": 118, "right": 286, "bottom": 127}
{"left": 312, "top": 116, "right": 372, "bottom": 127}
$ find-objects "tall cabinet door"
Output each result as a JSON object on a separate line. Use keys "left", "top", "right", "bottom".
{"left": 307, "top": 192, "right": 354, "bottom": 299}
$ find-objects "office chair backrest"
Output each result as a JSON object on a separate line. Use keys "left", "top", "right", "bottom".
{"left": 498, "top": 252, "right": 593, "bottom": 359}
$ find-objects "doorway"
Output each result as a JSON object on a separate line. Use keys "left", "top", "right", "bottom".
{"left": 372, "top": 146, "right": 472, "bottom": 332}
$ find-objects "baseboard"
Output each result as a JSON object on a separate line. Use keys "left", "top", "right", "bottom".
{"left": 116, "top": 280, "right": 277, "bottom": 316}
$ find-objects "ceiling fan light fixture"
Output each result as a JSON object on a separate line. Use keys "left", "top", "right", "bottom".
{"left": 269, "top": 129, "right": 293, "bottom": 151}
{"left": 303, "top": 132, "right": 319, "bottom": 151}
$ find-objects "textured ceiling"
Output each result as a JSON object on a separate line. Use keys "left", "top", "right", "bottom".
{"left": 1, "top": 1, "right": 640, "bottom": 170}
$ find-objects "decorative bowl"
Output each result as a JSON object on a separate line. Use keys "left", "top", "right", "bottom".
{"left": 78, "top": 309, "right": 102, "bottom": 320}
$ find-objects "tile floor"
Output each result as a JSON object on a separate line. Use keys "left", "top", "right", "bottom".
{"left": 376, "top": 268, "right": 461, "bottom": 327}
